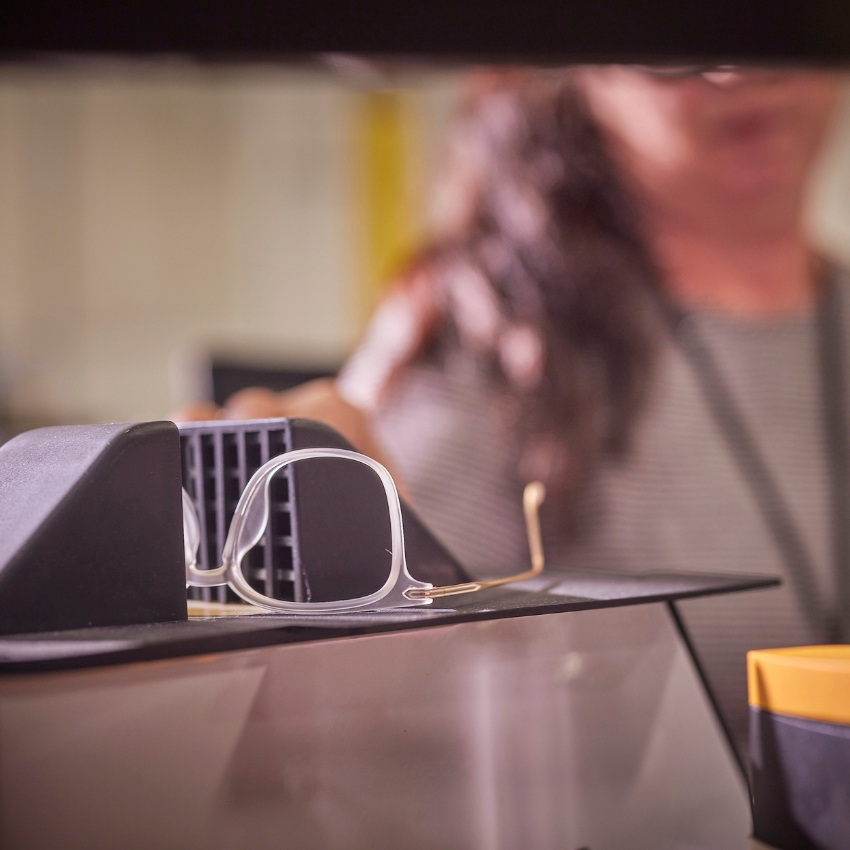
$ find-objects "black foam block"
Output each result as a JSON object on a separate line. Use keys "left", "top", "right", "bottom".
{"left": 287, "top": 419, "right": 468, "bottom": 587}
{"left": 0, "top": 422, "right": 187, "bottom": 636}
{"left": 178, "top": 417, "right": 469, "bottom": 605}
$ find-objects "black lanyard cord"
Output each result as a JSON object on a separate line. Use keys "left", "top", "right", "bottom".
{"left": 816, "top": 280, "right": 850, "bottom": 642}
{"left": 664, "top": 287, "right": 843, "bottom": 644}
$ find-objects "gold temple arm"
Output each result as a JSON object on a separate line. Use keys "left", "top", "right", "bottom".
{"left": 404, "top": 481, "right": 546, "bottom": 601}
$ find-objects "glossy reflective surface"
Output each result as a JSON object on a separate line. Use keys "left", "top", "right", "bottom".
{"left": 0, "top": 603, "right": 749, "bottom": 849}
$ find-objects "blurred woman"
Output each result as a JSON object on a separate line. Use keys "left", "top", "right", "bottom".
{"left": 189, "top": 67, "right": 844, "bottom": 753}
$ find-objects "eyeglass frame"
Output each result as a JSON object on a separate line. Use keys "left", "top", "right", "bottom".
{"left": 182, "top": 447, "right": 546, "bottom": 614}
{"left": 632, "top": 63, "right": 741, "bottom": 82}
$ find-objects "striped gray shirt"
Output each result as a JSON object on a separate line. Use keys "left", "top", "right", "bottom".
{"left": 347, "top": 276, "right": 849, "bottom": 756}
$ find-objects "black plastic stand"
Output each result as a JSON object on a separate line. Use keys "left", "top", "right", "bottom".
{"left": 0, "top": 422, "right": 187, "bottom": 636}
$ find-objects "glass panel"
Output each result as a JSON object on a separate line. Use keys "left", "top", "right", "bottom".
{"left": 0, "top": 604, "right": 751, "bottom": 848}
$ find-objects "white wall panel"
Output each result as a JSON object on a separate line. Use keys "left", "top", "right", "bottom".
{"left": 0, "top": 66, "right": 846, "bottom": 425}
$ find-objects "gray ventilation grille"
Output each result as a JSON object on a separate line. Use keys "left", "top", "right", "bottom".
{"left": 178, "top": 420, "right": 302, "bottom": 604}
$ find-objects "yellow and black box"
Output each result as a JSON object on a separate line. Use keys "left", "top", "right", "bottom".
{"left": 748, "top": 646, "right": 850, "bottom": 850}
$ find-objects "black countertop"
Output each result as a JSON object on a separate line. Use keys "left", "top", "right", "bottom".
{"left": 0, "top": 569, "right": 778, "bottom": 673}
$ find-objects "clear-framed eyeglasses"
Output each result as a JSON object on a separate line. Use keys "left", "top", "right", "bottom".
{"left": 182, "top": 447, "right": 546, "bottom": 614}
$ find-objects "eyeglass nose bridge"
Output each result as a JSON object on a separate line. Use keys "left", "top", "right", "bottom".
{"left": 183, "top": 447, "right": 434, "bottom": 612}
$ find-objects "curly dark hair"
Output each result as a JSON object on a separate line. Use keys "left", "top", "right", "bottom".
{"left": 342, "top": 71, "right": 662, "bottom": 504}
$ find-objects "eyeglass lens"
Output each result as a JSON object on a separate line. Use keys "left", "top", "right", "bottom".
{"left": 235, "top": 456, "right": 394, "bottom": 605}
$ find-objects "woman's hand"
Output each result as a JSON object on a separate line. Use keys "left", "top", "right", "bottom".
{"left": 221, "top": 387, "right": 290, "bottom": 420}
{"left": 171, "top": 379, "right": 402, "bottom": 487}
{"left": 169, "top": 400, "right": 223, "bottom": 422}
{"left": 170, "top": 387, "right": 290, "bottom": 422}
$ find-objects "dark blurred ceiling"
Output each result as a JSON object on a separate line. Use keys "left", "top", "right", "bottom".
{"left": 1, "top": 0, "right": 849, "bottom": 62}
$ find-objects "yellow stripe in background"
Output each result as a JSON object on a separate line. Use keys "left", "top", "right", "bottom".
{"left": 748, "top": 645, "right": 850, "bottom": 725}
{"left": 350, "top": 90, "right": 424, "bottom": 326}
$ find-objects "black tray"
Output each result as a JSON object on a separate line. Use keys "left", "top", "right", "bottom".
{"left": 0, "top": 569, "right": 778, "bottom": 673}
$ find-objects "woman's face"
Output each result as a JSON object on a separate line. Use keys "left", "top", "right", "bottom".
{"left": 580, "top": 66, "right": 842, "bottom": 235}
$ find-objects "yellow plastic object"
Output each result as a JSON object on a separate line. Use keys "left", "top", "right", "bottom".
{"left": 352, "top": 90, "right": 423, "bottom": 323}
{"left": 747, "top": 645, "right": 850, "bottom": 725}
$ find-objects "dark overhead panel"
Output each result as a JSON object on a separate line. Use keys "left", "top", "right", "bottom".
{"left": 1, "top": 0, "right": 850, "bottom": 62}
